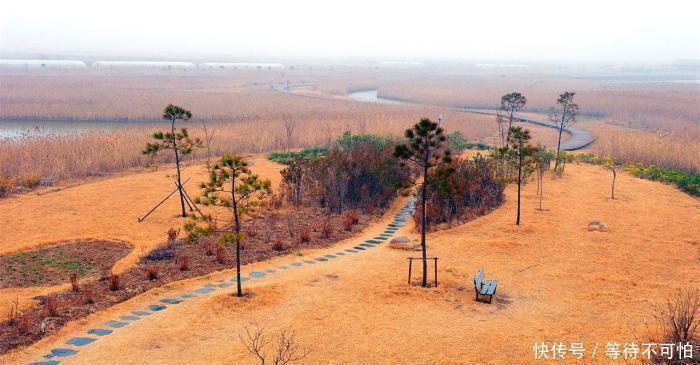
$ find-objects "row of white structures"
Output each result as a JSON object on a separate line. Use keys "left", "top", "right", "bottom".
{"left": 0, "top": 59, "right": 286, "bottom": 70}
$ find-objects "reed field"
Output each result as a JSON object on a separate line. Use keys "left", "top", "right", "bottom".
{"left": 1, "top": 65, "right": 698, "bottom": 195}
{"left": 0, "top": 70, "right": 500, "bottom": 190}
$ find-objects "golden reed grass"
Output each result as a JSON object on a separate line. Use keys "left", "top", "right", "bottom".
{"left": 590, "top": 124, "right": 700, "bottom": 172}
{"left": 0, "top": 71, "right": 498, "bottom": 187}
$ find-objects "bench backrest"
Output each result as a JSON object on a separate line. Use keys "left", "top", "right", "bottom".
{"left": 474, "top": 268, "right": 484, "bottom": 289}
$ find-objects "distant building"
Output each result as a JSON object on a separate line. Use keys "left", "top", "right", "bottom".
{"left": 92, "top": 61, "right": 196, "bottom": 70}
{"left": 0, "top": 59, "right": 87, "bottom": 69}
{"left": 198, "top": 62, "right": 285, "bottom": 70}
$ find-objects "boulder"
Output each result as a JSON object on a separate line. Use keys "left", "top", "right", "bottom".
{"left": 587, "top": 221, "right": 608, "bottom": 232}
{"left": 389, "top": 236, "right": 421, "bottom": 250}
{"left": 390, "top": 236, "right": 411, "bottom": 244}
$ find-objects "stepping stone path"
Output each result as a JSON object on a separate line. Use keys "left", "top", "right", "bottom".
{"left": 104, "top": 320, "right": 128, "bottom": 328}
{"left": 29, "top": 197, "right": 416, "bottom": 364}
{"left": 66, "top": 337, "right": 96, "bottom": 347}
{"left": 87, "top": 328, "right": 112, "bottom": 336}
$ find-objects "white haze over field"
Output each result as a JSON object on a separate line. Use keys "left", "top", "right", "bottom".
{"left": 1, "top": 0, "right": 699, "bottom": 63}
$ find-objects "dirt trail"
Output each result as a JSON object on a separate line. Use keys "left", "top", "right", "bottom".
{"left": 0, "top": 155, "right": 284, "bottom": 312}
{"left": 4, "top": 163, "right": 698, "bottom": 364}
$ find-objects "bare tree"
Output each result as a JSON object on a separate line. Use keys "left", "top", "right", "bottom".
{"left": 201, "top": 120, "right": 215, "bottom": 166}
{"left": 282, "top": 113, "right": 296, "bottom": 156}
{"left": 240, "top": 326, "right": 310, "bottom": 365}
{"left": 603, "top": 157, "right": 620, "bottom": 199}
{"left": 533, "top": 146, "right": 553, "bottom": 211}
{"left": 651, "top": 288, "right": 700, "bottom": 362}
{"left": 550, "top": 92, "right": 579, "bottom": 172}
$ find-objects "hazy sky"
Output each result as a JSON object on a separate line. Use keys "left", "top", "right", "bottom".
{"left": 1, "top": 0, "right": 699, "bottom": 62}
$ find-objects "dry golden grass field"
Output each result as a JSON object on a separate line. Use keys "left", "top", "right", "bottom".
{"left": 0, "top": 154, "right": 284, "bottom": 314}
{"left": 2, "top": 161, "right": 698, "bottom": 364}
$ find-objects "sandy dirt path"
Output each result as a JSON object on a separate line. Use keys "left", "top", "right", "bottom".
{"left": 0, "top": 154, "right": 284, "bottom": 312}
{"left": 4, "top": 163, "right": 698, "bottom": 364}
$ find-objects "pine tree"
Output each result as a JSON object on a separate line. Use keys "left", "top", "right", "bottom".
{"left": 143, "top": 104, "right": 202, "bottom": 217}
{"left": 198, "top": 155, "right": 271, "bottom": 297}
{"left": 394, "top": 118, "right": 452, "bottom": 287}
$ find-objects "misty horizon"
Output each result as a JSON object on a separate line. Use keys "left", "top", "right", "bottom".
{"left": 2, "top": 0, "right": 699, "bottom": 64}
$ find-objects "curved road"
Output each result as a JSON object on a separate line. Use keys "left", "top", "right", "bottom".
{"left": 275, "top": 84, "right": 594, "bottom": 151}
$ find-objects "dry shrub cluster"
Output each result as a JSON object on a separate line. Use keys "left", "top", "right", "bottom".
{"left": 650, "top": 288, "right": 700, "bottom": 363}
{"left": 279, "top": 134, "right": 412, "bottom": 214}
{"left": 415, "top": 154, "right": 506, "bottom": 231}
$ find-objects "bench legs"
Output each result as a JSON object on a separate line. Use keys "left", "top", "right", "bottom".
{"left": 488, "top": 287, "right": 498, "bottom": 304}
{"left": 475, "top": 290, "right": 497, "bottom": 304}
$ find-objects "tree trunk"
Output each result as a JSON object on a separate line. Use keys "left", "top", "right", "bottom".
{"left": 516, "top": 150, "right": 522, "bottom": 225}
{"left": 420, "top": 143, "right": 429, "bottom": 288}
{"left": 232, "top": 179, "right": 243, "bottom": 297}
{"left": 172, "top": 119, "right": 187, "bottom": 217}
{"left": 505, "top": 107, "right": 515, "bottom": 144}
{"left": 553, "top": 107, "right": 567, "bottom": 173}
{"left": 538, "top": 170, "right": 543, "bottom": 211}
{"left": 611, "top": 169, "right": 616, "bottom": 199}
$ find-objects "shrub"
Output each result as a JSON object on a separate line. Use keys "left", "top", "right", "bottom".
{"left": 179, "top": 256, "right": 189, "bottom": 271}
{"left": 342, "top": 214, "right": 354, "bottom": 231}
{"left": 653, "top": 288, "right": 700, "bottom": 346}
{"left": 574, "top": 153, "right": 700, "bottom": 196}
{"left": 46, "top": 295, "right": 58, "bottom": 317}
{"left": 297, "top": 226, "right": 311, "bottom": 244}
{"left": 418, "top": 154, "right": 505, "bottom": 229}
{"left": 264, "top": 215, "right": 278, "bottom": 243}
{"left": 321, "top": 218, "right": 333, "bottom": 239}
{"left": 205, "top": 242, "right": 215, "bottom": 256}
{"left": 268, "top": 147, "right": 328, "bottom": 164}
{"left": 280, "top": 133, "right": 411, "bottom": 214}
{"left": 625, "top": 164, "right": 700, "bottom": 196}
{"left": 6, "top": 297, "right": 20, "bottom": 326}
{"left": 108, "top": 273, "right": 120, "bottom": 291}
{"left": 70, "top": 273, "right": 79, "bottom": 292}
{"left": 146, "top": 265, "right": 158, "bottom": 280}
{"left": 0, "top": 176, "right": 14, "bottom": 198}
{"left": 652, "top": 289, "right": 700, "bottom": 365}
{"left": 183, "top": 217, "right": 214, "bottom": 243}
{"left": 20, "top": 174, "right": 42, "bottom": 189}
{"left": 272, "top": 235, "right": 287, "bottom": 251}
{"left": 215, "top": 246, "right": 226, "bottom": 264}
{"left": 446, "top": 131, "right": 491, "bottom": 151}
{"left": 16, "top": 313, "right": 30, "bottom": 334}
{"left": 83, "top": 288, "right": 94, "bottom": 304}
{"left": 347, "top": 210, "right": 359, "bottom": 225}
{"left": 247, "top": 225, "right": 258, "bottom": 238}
{"left": 167, "top": 227, "right": 180, "bottom": 248}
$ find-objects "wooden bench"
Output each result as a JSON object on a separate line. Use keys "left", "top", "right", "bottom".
{"left": 473, "top": 268, "right": 498, "bottom": 304}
